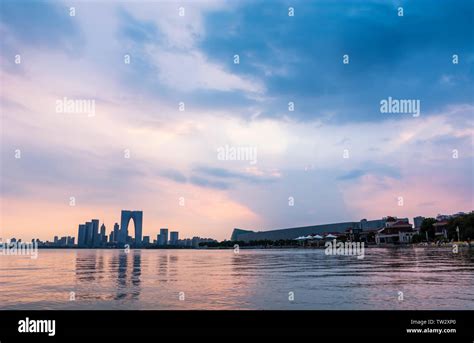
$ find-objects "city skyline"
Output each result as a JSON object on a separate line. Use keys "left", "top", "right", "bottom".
{"left": 1, "top": 1, "right": 473, "bottom": 242}
{"left": 2, "top": 208, "right": 471, "bottom": 244}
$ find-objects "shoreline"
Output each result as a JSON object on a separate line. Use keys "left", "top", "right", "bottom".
{"left": 10, "top": 242, "right": 472, "bottom": 251}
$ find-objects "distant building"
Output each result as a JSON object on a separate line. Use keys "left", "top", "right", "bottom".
{"left": 231, "top": 218, "right": 389, "bottom": 242}
{"left": 158, "top": 228, "right": 168, "bottom": 246}
{"left": 84, "top": 222, "right": 92, "bottom": 247}
{"left": 177, "top": 238, "right": 192, "bottom": 247}
{"left": 436, "top": 212, "right": 466, "bottom": 222}
{"left": 119, "top": 210, "right": 143, "bottom": 246}
{"left": 77, "top": 224, "right": 86, "bottom": 247}
{"left": 111, "top": 223, "right": 119, "bottom": 243}
{"left": 170, "top": 231, "right": 179, "bottom": 245}
{"left": 375, "top": 218, "right": 415, "bottom": 244}
{"left": 109, "top": 230, "right": 114, "bottom": 243}
{"left": 413, "top": 216, "right": 425, "bottom": 231}
{"left": 66, "top": 236, "right": 75, "bottom": 246}
{"left": 91, "top": 219, "right": 100, "bottom": 247}
{"left": 100, "top": 223, "right": 106, "bottom": 244}
{"left": 143, "top": 236, "right": 150, "bottom": 245}
{"left": 58, "top": 236, "right": 67, "bottom": 246}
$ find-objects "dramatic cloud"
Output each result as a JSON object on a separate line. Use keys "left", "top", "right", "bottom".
{"left": 1, "top": 0, "right": 473, "bottom": 242}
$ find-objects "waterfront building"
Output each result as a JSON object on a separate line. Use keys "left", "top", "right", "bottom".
{"left": 231, "top": 218, "right": 390, "bottom": 242}
{"left": 143, "top": 236, "right": 150, "bottom": 245}
{"left": 158, "top": 228, "right": 168, "bottom": 246}
{"left": 170, "top": 231, "right": 179, "bottom": 245}
{"left": 84, "top": 222, "right": 92, "bottom": 247}
{"left": 66, "top": 236, "right": 75, "bottom": 246}
{"left": 100, "top": 223, "right": 106, "bottom": 243}
{"left": 375, "top": 218, "right": 415, "bottom": 244}
{"left": 77, "top": 224, "right": 86, "bottom": 247}
{"left": 118, "top": 210, "right": 143, "bottom": 245}
{"left": 91, "top": 219, "right": 100, "bottom": 247}
{"left": 113, "top": 223, "right": 119, "bottom": 243}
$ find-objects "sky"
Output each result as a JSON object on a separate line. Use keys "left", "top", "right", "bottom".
{"left": 1, "top": 0, "right": 473, "bottom": 242}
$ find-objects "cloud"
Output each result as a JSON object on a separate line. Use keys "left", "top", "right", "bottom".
{"left": 145, "top": 47, "right": 264, "bottom": 94}
{"left": 158, "top": 169, "right": 188, "bottom": 184}
{"left": 199, "top": 0, "right": 474, "bottom": 122}
{"left": 189, "top": 176, "right": 230, "bottom": 190}
{"left": 337, "top": 164, "right": 401, "bottom": 181}
{"left": 1, "top": 0, "right": 472, "bottom": 242}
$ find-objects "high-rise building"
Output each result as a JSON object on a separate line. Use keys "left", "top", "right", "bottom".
{"left": 119, "top": 210, "right": 143, "bottom": 245}
{"left": 77, "top": 224, "right": 86, "bottom": 247}
{"left": 113, "top": 223, "right": 119, "bottom": 243}
{"left": 158, "top": 228, "right": 168, "bottom": 246}
{"left": 91, "top": 219, "right": 100, "bottom": 247}
{"left": 85, "top": 221, "right": 92, "bottom": 247}
{"left": 170, "top": 231, "right": 179, "bottom": 245}
{"left": 143, "top": 236, "right": 150, "bottom": 245}
{"left": 99, "top": 223, "right": 106, "bottom": 245}
{"left": 109, "top": 230, "right": 114, "bottom": 243}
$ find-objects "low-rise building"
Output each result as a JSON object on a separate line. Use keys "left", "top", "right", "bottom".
{"left": 375, "top": 218, "right": 415, "bottom": 244}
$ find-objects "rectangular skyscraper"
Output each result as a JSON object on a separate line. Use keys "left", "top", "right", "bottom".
{"left": 77, "top": 224, "right": 86, "bottom": 247}
{"left": 158, "top": 228, "right": 168, "bottom": 246}
{"left": 84, "top": 222, "right": 92, "bottom": 247}
{"left": 170, "top": 231, "right": 179, "bottom": 245}
{"left": 99, "top": 223, "right": 106, "bottom": 246}
{"left": 91, "top": 219, "right": 99, "bottom": 247}
{"left": 113, "top": 223, "right": 119, "bottom": 243}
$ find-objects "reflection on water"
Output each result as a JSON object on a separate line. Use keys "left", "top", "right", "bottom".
{"left": 0, "top": 248, "right": 473, "bottom": 310}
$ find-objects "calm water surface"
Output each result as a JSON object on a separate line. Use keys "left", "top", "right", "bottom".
{"left": 1, "top": 248, "right": 473, "bottom": 310}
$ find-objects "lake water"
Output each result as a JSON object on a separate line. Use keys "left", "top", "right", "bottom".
{"left": 1, "top": 247, "right": 473, "bottom": 310}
